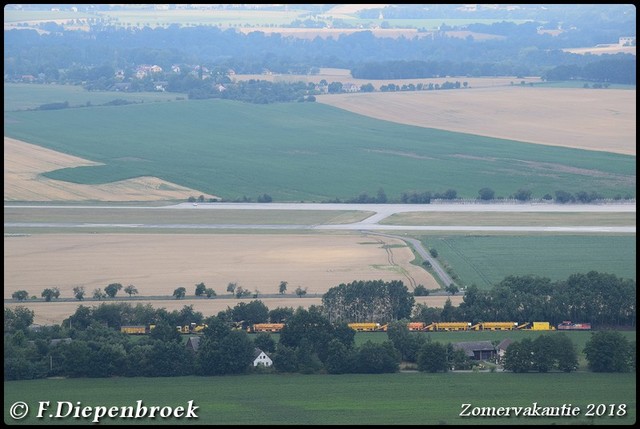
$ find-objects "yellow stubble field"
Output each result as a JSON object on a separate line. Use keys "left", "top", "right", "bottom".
{"left": 317, "top": 86, "right": 636, "bottom": 155}
{"left": 4, "top": 233, "right": 440, "bottom": 324}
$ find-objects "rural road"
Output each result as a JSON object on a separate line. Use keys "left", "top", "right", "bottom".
{"left": 365, "top": 231, "right": 456, "bottom": 287}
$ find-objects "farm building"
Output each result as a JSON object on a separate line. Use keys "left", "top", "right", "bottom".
{"left": 452, "top": 341, "right": 497, "bottom": 361}
{"left": 185, "top": 336, "right": 201, "bottom": 353}
{"left": 253, "top": 348, "right": 272, "bottom": 367}
{"left": 496, "top": 338, "right": 513, "bottom": 363}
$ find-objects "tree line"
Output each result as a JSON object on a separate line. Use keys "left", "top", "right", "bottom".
{"left": 10, "top": 272, "right": 636, "bottom": 328}
{"left": 5, "top": 16, "right": 635, "bottom": 92}
{"left": 323, "top": 187, "right": 634, "bottom": 205}
{"left": 415, "top": 272, "right": 636, "bottom": 329}
{"left": 11, "top": 280, "right": 312, "bottom": 303}
{"left": 4, "top": 299, "right": 635, "bottom": 381}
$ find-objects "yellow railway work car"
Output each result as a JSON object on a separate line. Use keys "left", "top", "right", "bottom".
{"left": 425, "top": 322, "right": 472, "bottom": 331}
{"left": 120, "top": 325, "right": 155, "bottom": 335}
{"left": 530, "top": 321, "right": 555, "bottom": 331}
{"left": 348, "top": 323, "right": 381, "bottom": 332}
{"left": 407, "top": 322, "right": 426, "bottom": 331}
{"left": 471, "top": 322, "right": 518, "bottom": 331}
{"left": 250, "top": 323, "right": 285, "bottom": 333}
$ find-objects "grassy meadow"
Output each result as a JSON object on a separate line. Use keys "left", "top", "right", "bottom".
{"left": 418, "top": 234, "right": 636, "bottom": 288}
{"left": 4, "top": 372, "right": 636, "bottom": 425}
{"left": 3, "top": 83, "right": 185, "bottom": 112}
{"left": 3, "top": 96, "right": 635, "bottom": 202}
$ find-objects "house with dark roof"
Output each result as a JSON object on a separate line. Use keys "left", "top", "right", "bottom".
{"left": 185, "top": 336, "right": 201, "bottom": 353}
{"left": 452, "top": 341, "right": 496, "bottom": 361}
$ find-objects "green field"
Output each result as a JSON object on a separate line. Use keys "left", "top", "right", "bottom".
{"left": 419, "top": 234, "right": 636, "bottom": 288}
{"left": 4, "top": 84, "right": 185, "bottom": 112}
{"left": 383, "top": 211, "right": 636, "bottom": 227}
{"left": 4, "top": 372, "right": 635, "bottom": 425}
{"left": 3, "top": 97, "right": 635, "bottom": 202}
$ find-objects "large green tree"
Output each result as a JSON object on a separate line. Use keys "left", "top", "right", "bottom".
{"left": 417, "top": 341, "right": 449, "bottom": 373}
{"left": 322, "top": 280, "right": 414, "bottom": 324}
{"left": 4, "top": 306, "right": 34, "bottom": 332}
{"left": 11, "top": 290, "right": 29, "bottom": 301}
{"left": 355, "top": 340, "right": 400, "bottom": 374}
{"left": 197, "top": 330, "right": 254, "bottom": 376}
{"left": 104, "top": 283, "right": 123, "bottom": 298}
{"left": 584, "top": 331, "right": 634, "bottom": 372}
{"left": 173, "top": 287, "right": 187, "bottom": 299}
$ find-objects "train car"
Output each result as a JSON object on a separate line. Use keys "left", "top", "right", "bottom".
{"left": 348, "top": 322, "right": 382, "bottom": 332}
{"left": 249, "top": 323, "right": 285, "bottom": 333}
{"left": 471, "top": 322, "right": 518, "bottom": 331}
{"left": 557, "top": 321, "right": 592, "bottom": 330}
{"left": 121, "top": 324, "right": 155, "bottom": 335}
{"left": 407, "top": 322, "right": 426, "bottom": 331}
{"left": 177, "top": 323, "right": 208, "bottom": 334}
{"left": 424, "top": 322, "right": 472, "bottom": 331}
{"left": 525, "top": 321, "right": 556, "bottom": 331}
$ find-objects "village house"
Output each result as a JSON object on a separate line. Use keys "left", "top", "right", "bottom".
{"left": 185, "top": 336, "right": 200, "bottom": 353}
{"left": 496, "top": 338, "right": 513, "bottom": 363}
{"left": 452, "top": 341, "right": 497, "bottom": 361}
{"left": 253, "top": 348, "right": 272, "bottom": 367}
{"left": 342, "top": 83, "right": 359, "bottom": 93}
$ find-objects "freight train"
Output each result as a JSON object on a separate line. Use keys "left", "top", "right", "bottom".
{"left": 123, "top": 320, "right": 574, "bottom": 335}
{"left": 346, "top": 321, "right": 558, "bottom": 332}
{"left": 120, "top": 323, "right": 208, "bottom": 335}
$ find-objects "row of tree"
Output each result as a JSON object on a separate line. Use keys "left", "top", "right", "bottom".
{"left": 325, "top": 188, "right": 634, "bottom": 205}
{"left": 351, "top": 57, "right": 635, "bottom": 85}
{"left": 505, "top": 331, "right": 635, "bottom": 373}
{"left": 10, "top": 271, "right": 636, "bottom": 329}
{"left": 414, "top": 272, "right": 636, "bottom": 328}
{"left": 11, "top": 281, "right": 311, "bottom": 303}
{"left": 5, "top": 301, "right": 634, "bottom": 381}
{"left": 5, "top": 16, "right": 635, "bottom": 93}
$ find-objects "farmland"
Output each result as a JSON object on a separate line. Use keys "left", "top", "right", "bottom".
{"left": 418, "top": 234, "right": 636, "bottom": 288}
{"left": 3, "top": 6, "right": 636, "bottom": 427}
{"left": 317, "top": 86, "right": 636, "bottom": 156}
{"left": 3, "top": 83, "right": 185, "bottom": 113}
{"left": 3, "top": 137, "right": 218, "bottom": 202}
{"left": 3, "top": 372, "right": 636, "bottom": 425}
{"left": 3, "top": 232, "right": 437, "bottom": 299}
{"left": 3, "top": 94, "right": 635, "bottom": 202}
{"left": 3, "top": 79, "right": 636, "bottom": 326}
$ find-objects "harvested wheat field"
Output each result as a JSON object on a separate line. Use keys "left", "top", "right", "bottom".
{"left": 4, "top": 233, "right": 437, "bottom": 299}
{"left": 317, "top": 86, "right": 636, "bottom": 155}
{"left": 4, "top": 295, "right": 462, "bottom": 326}
{"left": 3, "top": 137, "right": 218, "bottom": 202}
